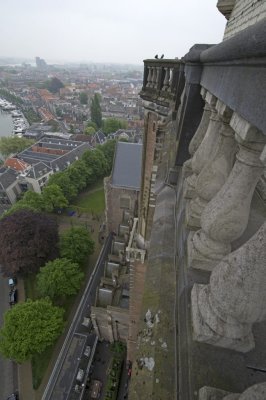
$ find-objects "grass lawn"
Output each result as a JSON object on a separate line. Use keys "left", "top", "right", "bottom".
{"left": 71, "top": 187, "right": 105, "bottom": 214}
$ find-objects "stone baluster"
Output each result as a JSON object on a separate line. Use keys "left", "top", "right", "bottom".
{"left": 167, "top": 68, "right": 173, "bottom": 92}
{"left": 152, "top": 66, "right": 158, "bottom": 89}
{"left": 162, "top": 67, "right": 170, "bottom": 91}
{"left": 198, "top": 382, "right": 266, "bottom": 400}
{"left": 188, "top": 113, "right": 266, "bottom": 270}
{"left": 146, "top": 67, "right": 152, "bottom": 88}
{"left": 191, "top": 214, "right": 266, "bottom": 353}
{"left": 183, "top": 92, "right": 220, "bottom": 199}
{"left": 188, "top": 88, "right": 211, "bottom": 156}
{"left": 186, "top": 100, "right": 237, "bottom": 229}
{"left": 182, "top": 88, "right": 211, "bottom": 178}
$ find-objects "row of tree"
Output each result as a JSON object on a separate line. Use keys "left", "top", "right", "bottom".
{"left": 0, "top": 209, "right": 95, "bottom": 363}
{"left": 0, "top": 136, "right": 35, "bottom": 159}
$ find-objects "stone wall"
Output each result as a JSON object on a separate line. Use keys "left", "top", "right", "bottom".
{"left": 223, "top": 0, "right": 266, "bottom": 40}
{"left": 104, "top": 176, "right": 139, "bottom": 234}
{"left": 138, "top": 111, "right": 157, "bottom": 240}
{"left": 91, "top": 305, "right": 129, "bottom": 343}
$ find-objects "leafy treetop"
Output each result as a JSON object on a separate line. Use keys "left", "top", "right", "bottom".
{"left": 0, "top": 210, "right": 59, "bottom": 277}
{"left": 0, "top": 298, "right": 64, "bottom": 363}
{"left": 0, "top": 136, "right": 35, "bottom": 159}
{"left": 36, "top": 258, "right": 84, "bottom": 300}
{"left": 60, "top": 226, "right": 95, "bottom": 265}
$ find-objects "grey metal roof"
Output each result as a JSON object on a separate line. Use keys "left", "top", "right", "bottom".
{"left": 0, "top": 167, "right": 19, "bottom": 189}
{"left": 111, "top": 142, "right": 142, "bottom": 189}
{"left": 26, "top": 162, "right": 52, "bottom": 179}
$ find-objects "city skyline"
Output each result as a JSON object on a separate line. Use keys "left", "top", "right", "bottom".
{"left": 0, "top": 0, "right": 226, "bottom": 65}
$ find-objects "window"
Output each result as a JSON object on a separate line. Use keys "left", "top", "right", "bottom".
{"left": 120, "top": 196, "right": 130, "bottom": 209}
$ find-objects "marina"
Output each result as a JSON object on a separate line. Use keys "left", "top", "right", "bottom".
{"left": 0, "top": 98, "right": 29, "bottom": 138}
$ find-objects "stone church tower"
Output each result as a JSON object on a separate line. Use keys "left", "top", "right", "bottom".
{"left": 128, "top": 1, "right": 266, "bottom": 399}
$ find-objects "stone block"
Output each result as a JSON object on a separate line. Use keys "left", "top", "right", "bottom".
{"left": 187, "top": 231, "right": 218, "bottom": 272}
{"left": 198, "top": 386, "right": 236, "bottom": 400}
{"left": 191, "top": 284, "right": 255, "bottom": 352}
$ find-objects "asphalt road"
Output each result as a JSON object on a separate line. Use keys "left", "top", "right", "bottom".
{"left": 0, "top": 272, "right": 18, "bottom": 400}
{"left": 42, "top": 233, "right": 113, "bottom": 400}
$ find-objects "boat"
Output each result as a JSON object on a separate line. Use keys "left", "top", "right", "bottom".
{"left": 11, "top": 110, "right": 22, "bottom": 118}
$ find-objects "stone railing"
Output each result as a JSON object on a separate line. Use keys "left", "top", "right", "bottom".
{"left": 126, "top": 218, "right": 146, "bottom": 263}
{"left": 139, "top": 59, "right": 181, "bottom": 107}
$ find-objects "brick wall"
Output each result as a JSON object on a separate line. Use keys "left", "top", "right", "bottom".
{"left": 105, "top": 177, "right": 139, "bottom": 233}
{"left": 138, "top": 112, "right": 157, "bottom": 239}
{"left": 31, "top": 145, "right": 69, "bottom": 156}
{"left": 223, "top": 0, "right": 266, "bottom": 40}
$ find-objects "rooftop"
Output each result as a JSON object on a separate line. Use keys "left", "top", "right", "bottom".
{"left": 111, "top": 142, "right": 142, "bottom": 190}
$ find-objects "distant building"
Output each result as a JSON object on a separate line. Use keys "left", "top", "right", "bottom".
{"left": 35, "top": 56, "right": 47, "bottom": 69}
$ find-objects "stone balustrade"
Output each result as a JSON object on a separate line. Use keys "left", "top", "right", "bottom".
{"left": 187, "top": 111, "right": 266, "bottom": 271}
{"left": 140, "top": 59, "right": 181, "bottom": 107}
{"left": 189, "top": 143, "right": 266, "bottom": 353}
{"left": 199, "top": 382, "right": 266, "bottom": 400}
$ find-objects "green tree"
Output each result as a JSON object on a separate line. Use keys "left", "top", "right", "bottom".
{"left": 85, "top": 126, "right": 96, "bottom": 136}
{"left": 67, "top": 161, "right": 87, "bottom": 191}
{"left": 79, "top": 92, "right": 88, "bottom": 105}
{"left": 90, "top": 93, "right": 102, "bottom": 128}
{"left": 21, "top": 191, "right": 46, "bottom": 211}
{"left": 45, "top": 77, "right": 64, "bottom": 94}
{"left": 47, "top": 172, "right": 78, "bottom": 201}
{"left": 0, "top": 137, "right": 35, "bottom": 159}
{"left": 42, "top": 184, "right": 68, "bottom": 212}
{"left": 0, "top": 298, "right": 64, "bottom": 363}
{"left": 98, "top": 140, "right": 116, "bottom": 173}
{"left": 0, "top": 210, "right": 59, "bottom": 277}
{"left": 60, "top": 226, "right": 94, "bottom": 265}
{"left": 86, "top": 121, "right": 98, "bottom": 130}
{"left": 1, "top": 201, "right": 39, "bottom": 218}
{"left": 82, "top": 148, "right": 108, "bottom": 178}
{"left": 37, "top": 258, "right": 84, "bottom": 299}
{"left": 102, "top": 118, "right": 128, "bottom": 134}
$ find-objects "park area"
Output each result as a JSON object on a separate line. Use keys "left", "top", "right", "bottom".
{"left": 23, "top": 182, "right": 106, "bottom": 394}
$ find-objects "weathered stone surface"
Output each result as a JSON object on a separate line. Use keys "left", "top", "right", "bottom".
{"left": 192, "top": 219, "right": 266, "bottom": 352}
{"left": 186, "top": 104, "right": 236, "bottom": 228}
{"left": 188, "top": 125, "right": 266, "bottom": 270}
{"left": 198, "top": 385, "right": 237, "bottom": 400}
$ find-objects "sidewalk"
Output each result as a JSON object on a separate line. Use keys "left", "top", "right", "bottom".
{"left": 17, "top": 278, "right": 36, "bottom": 400}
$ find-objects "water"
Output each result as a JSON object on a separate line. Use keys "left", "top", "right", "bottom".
{"left": 0, "top": 110, "right": 13, "bottom": 137}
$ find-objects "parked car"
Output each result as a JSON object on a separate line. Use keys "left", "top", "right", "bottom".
{"left": 9, "top": 288, "right": 18, "bottom": 306}
{"left": 8, "top": 277, "right": 17, "bottom": 287}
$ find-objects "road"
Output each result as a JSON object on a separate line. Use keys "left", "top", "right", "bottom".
{"left": 42, "top": 233, "right": 113, "bottom": 400}
{"left": 0, "top": 271, "right": 18, "bottom": 400}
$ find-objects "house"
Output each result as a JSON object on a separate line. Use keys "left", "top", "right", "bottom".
{"left": 0, "top": 166, "right": 22, "bottom": 206}
{"left": 16, "top": 137, "right": 92, "bottom": 193}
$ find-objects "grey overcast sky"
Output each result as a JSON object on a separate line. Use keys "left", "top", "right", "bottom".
{"left": 0, "top": 0, "right": 226, "bottom": 64}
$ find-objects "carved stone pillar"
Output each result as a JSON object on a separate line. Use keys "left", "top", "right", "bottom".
{"left": 198, "top": 382, "right": 266, "bottom": 400}
{"left": 186, "top": 100, "right": 237, "bottom": 229}
{"left": 191, "top": 215, "right": 266, "bottom": 352}
{"left": 183, "top": 92, "right": 219, "bottom": 199}
{"left": 188, "top": 113, "right": 266, "bottom": 271}
{"left": 182, "top": 88, "right": 211, "bottom": 178}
